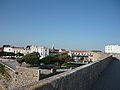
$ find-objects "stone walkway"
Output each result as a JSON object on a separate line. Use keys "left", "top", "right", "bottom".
{"left": 91, "top": 59, "right": 120, "bottom": 90}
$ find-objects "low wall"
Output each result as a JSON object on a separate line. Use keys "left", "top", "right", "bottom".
{"left": 92, "top": 52, "right": 110, "bottom": 61}
{"left": 16, "top": 56, "right": 113, "bottom": 90}
{"left": 111, "top": 53, "right": 120, "bottom": 60}
{"left": 11, "top": 67, "right": 40, "bottom": 89}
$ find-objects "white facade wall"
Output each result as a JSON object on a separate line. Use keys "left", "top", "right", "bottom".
{"left": 4, "top": 47, "right": 13, "bottom": 52}
{"left": 38, "top": 47, "right": 49, "bottom": 59}
{"left": 105, "top": 45, "right": 120, "bottom": 53}
{"left": 29, "top": 46, "right": 49, "bottom": 59}
{"left": 4, "top": 47, "right": 26, "bottom": 54}
{"left": 3, "top": 46, "right": 49, "bottom": 59}
{"left": 68, "top": 51, "right": 91, "bottom": 57}
{"left": 12, "top": 48, "right": 25, "bottom": 54}
{"left": 29, "top": 46, "right": 38, "bottom": 53}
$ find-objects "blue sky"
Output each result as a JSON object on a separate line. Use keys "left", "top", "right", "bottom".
{"left": 0, "top": 0, "right": 120, "bottom": 51}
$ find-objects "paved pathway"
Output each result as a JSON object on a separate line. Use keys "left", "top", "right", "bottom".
{"left": 91, "top": 59, "right": 120, "bottom": 90}
{"left": 0, "top": 58, "right": 29, "bottom": 70}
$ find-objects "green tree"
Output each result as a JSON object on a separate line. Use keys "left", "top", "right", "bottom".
{"left": 16, "top": 52, "right": 40, "bottom": 66}
{"left": 41, "top": 56, "right": 56, "bottom": 65}
{"left": 16, "top": 52, "right": 24, "bottom": 57}
{"left": 23, "top": 52, "right": 40, "bottom": 66}
{"left": 79, "top": 57, "right": 84, "bottom": 63}
{"left": 56, "top": 54, "right": 74, "bottom": 66}
{"left": 41, "top": 54, "right": 74, "bottom": 66}
{"left": 16, "top": 58, "right": 25, "bottom": 66}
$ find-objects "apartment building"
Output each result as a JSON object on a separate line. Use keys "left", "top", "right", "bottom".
{"left": 105, "top": 45, "right": 120, "bottom": 53}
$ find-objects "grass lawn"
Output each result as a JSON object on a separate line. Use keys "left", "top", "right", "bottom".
{"left": 63, "top": 62, "right": 86, "bottom": 67}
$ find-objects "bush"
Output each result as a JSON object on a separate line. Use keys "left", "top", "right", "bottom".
{"left": 0, "top": 64, "right": 11, "bottom": 81}
{"left": 41, "top": 54, "right": 74, "bottom": 66}
{"left": 16, "top": 52, "right": 40, "bottom": 66}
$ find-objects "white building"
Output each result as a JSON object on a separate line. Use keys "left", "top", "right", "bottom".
{"left": 105, "top": 45, "right": 120, "bottom": 53}
{"left": 68, "top": 50, "right": 91, "bottom": 57}
{"left": 4, "top": 46, "right": 25, "bottom": 54}
{"left": 12, "top": 47, "right": 25, "bottom": 54}
{"left": 27, "top": 46, "right": 49, "bottom": 59}
{"left": 68, "top": 50, "right": 92, "bottom": 62}
{"left": 3, "top": 45, "right": 49, "bottom": 59}
{"left": 59, "top": 49, "right": 66, "bottom": 53}
{"left": 4, "top": 47, "right": 13, "bottom": 52}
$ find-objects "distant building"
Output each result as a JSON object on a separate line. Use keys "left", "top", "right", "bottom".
{"left": 3, "top": 45, "right": 49, "bottom": 59}
{"left": 38, "top": 46, "right": 49, "bottom": 59}
{"left": 68, "top": 50, "right": 91, "bottom": 57}
{"left": 49, "top": 49, "right": 59, "bottom": 56}
{"left": 59, "top": 49, "right": 66, "bottom": 53}
{"left": 4, "top": 46, "right": 25, "bottom": 53}
{"left": 105, "top": 45, "right": 120, "bottom": 53}
{"left": 27, "top": 46, "right": 49, "bottom": 59}
{"left": 12, "top": 47, "right": 25, "bottom": 54}
{"left": 4, "top": 47, "right": 13, "bottom": 52}
{"left": 68, "top": 50, "right": 92, "bottom": 62}
{"left": 0, "top": 47, "right": 3, "bottom": 51}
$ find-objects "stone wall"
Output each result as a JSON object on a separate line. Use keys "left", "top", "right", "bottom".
{"left": 92, "top": 52, "right": 110, "bottom": 61}
{"left": 111, "top": 53, "right": 120, "bottom": 60}
{"left": 11, "top": 67, "right": 40, "bottom": 89}
{"left": 17, "top": 56, "right": 113, "bottom": 90}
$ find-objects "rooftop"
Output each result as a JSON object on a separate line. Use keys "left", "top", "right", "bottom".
{"left": 70, "top": 50, "right": 89, "bottom": 53}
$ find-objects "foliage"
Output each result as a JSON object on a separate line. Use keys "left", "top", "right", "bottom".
{"left": 0, "top": 64, "right": 11, "bottom": 81}
{"left": 41, "top": 54, "right": 74, "bottom": 66}
{"left": 0, "top": 51, "right": 23, "bottom": 57}
{"left": 63, "top": 62, "right": 85, "bottom": 67}
{"left": 40, "top": 56, "right": 56, "bottom": 65}
{"left": 16, "top": 52, "right": 24, "bottom": 57}
{"left": 0, "top": 64, "right": 5, "bottom": 75}
{"left": 0, "top": 51, "right": 16, "bottom": 57}
{"left": 16, "top": 58, "right": 25, "bottom": 66}
{"left": 16, "top": 52, "right": 40, "bottom": 66}
{"left": 79, "top": 57, "right": 84, "bottom": 62}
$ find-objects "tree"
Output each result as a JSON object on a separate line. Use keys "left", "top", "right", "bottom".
{"left": 56, "top": 54, "right": 74, "bottom": 66}
{"left": 79, "top": 57, "right": 84, "bottom": 63}
{"left": 41, "top": 56, "right": 56, "bottom": 65}
{"left": 0, "top": 51, "right": 16, "bottom": 57}
{"left": 41, "top": 54, "right": 74, "bottom": 66}
{"left": 16, "top": 52, "right": 40, "bottom": 66}
{"left": 16, "top": 58, "right": 25, "bottom": 66}
{"left": 16, "top": 52, "right": 24, "bottom": 57}
{"left": 23, "top": 52, "right": 40, "bottom": 66}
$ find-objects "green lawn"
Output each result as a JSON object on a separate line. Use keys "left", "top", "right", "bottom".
{"left": 63, "top": 62, "right": 85, "bottom": 67}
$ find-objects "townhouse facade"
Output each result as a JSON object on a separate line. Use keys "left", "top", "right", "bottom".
{"left": 68, "top": 50, "right": 91, "bottom": 57}
{"left": 105, "top": 45, "right": 120, "bottom": 53}
{"left": 3, "top": 45, "right": 49, "bottom": 59}
{"left": 68, "top": 50, "right": 92, "bottom": 62}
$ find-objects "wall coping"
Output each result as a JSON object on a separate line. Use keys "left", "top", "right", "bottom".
{"left": 15, "top": 55, "right": 112, "bottom": 90}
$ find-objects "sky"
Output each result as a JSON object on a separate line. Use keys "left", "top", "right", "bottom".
{"left": 0, "top": 0, "right": 120, "bottom": 51}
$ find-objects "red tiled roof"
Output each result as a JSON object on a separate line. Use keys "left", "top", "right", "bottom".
{"left": 0, "top": 47, "right": 3, "bottom": 50}
{"left": 50, "top": 50, "right": 59, "bottom": 53}
{"left": 60, "top": 49, "right": 66, "bottom": 51}
{"left": 70, "top": 50, "right": 89, "bottom": 53}
{"left": 65, "top": 51, "right": 69, "bottom": 53}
